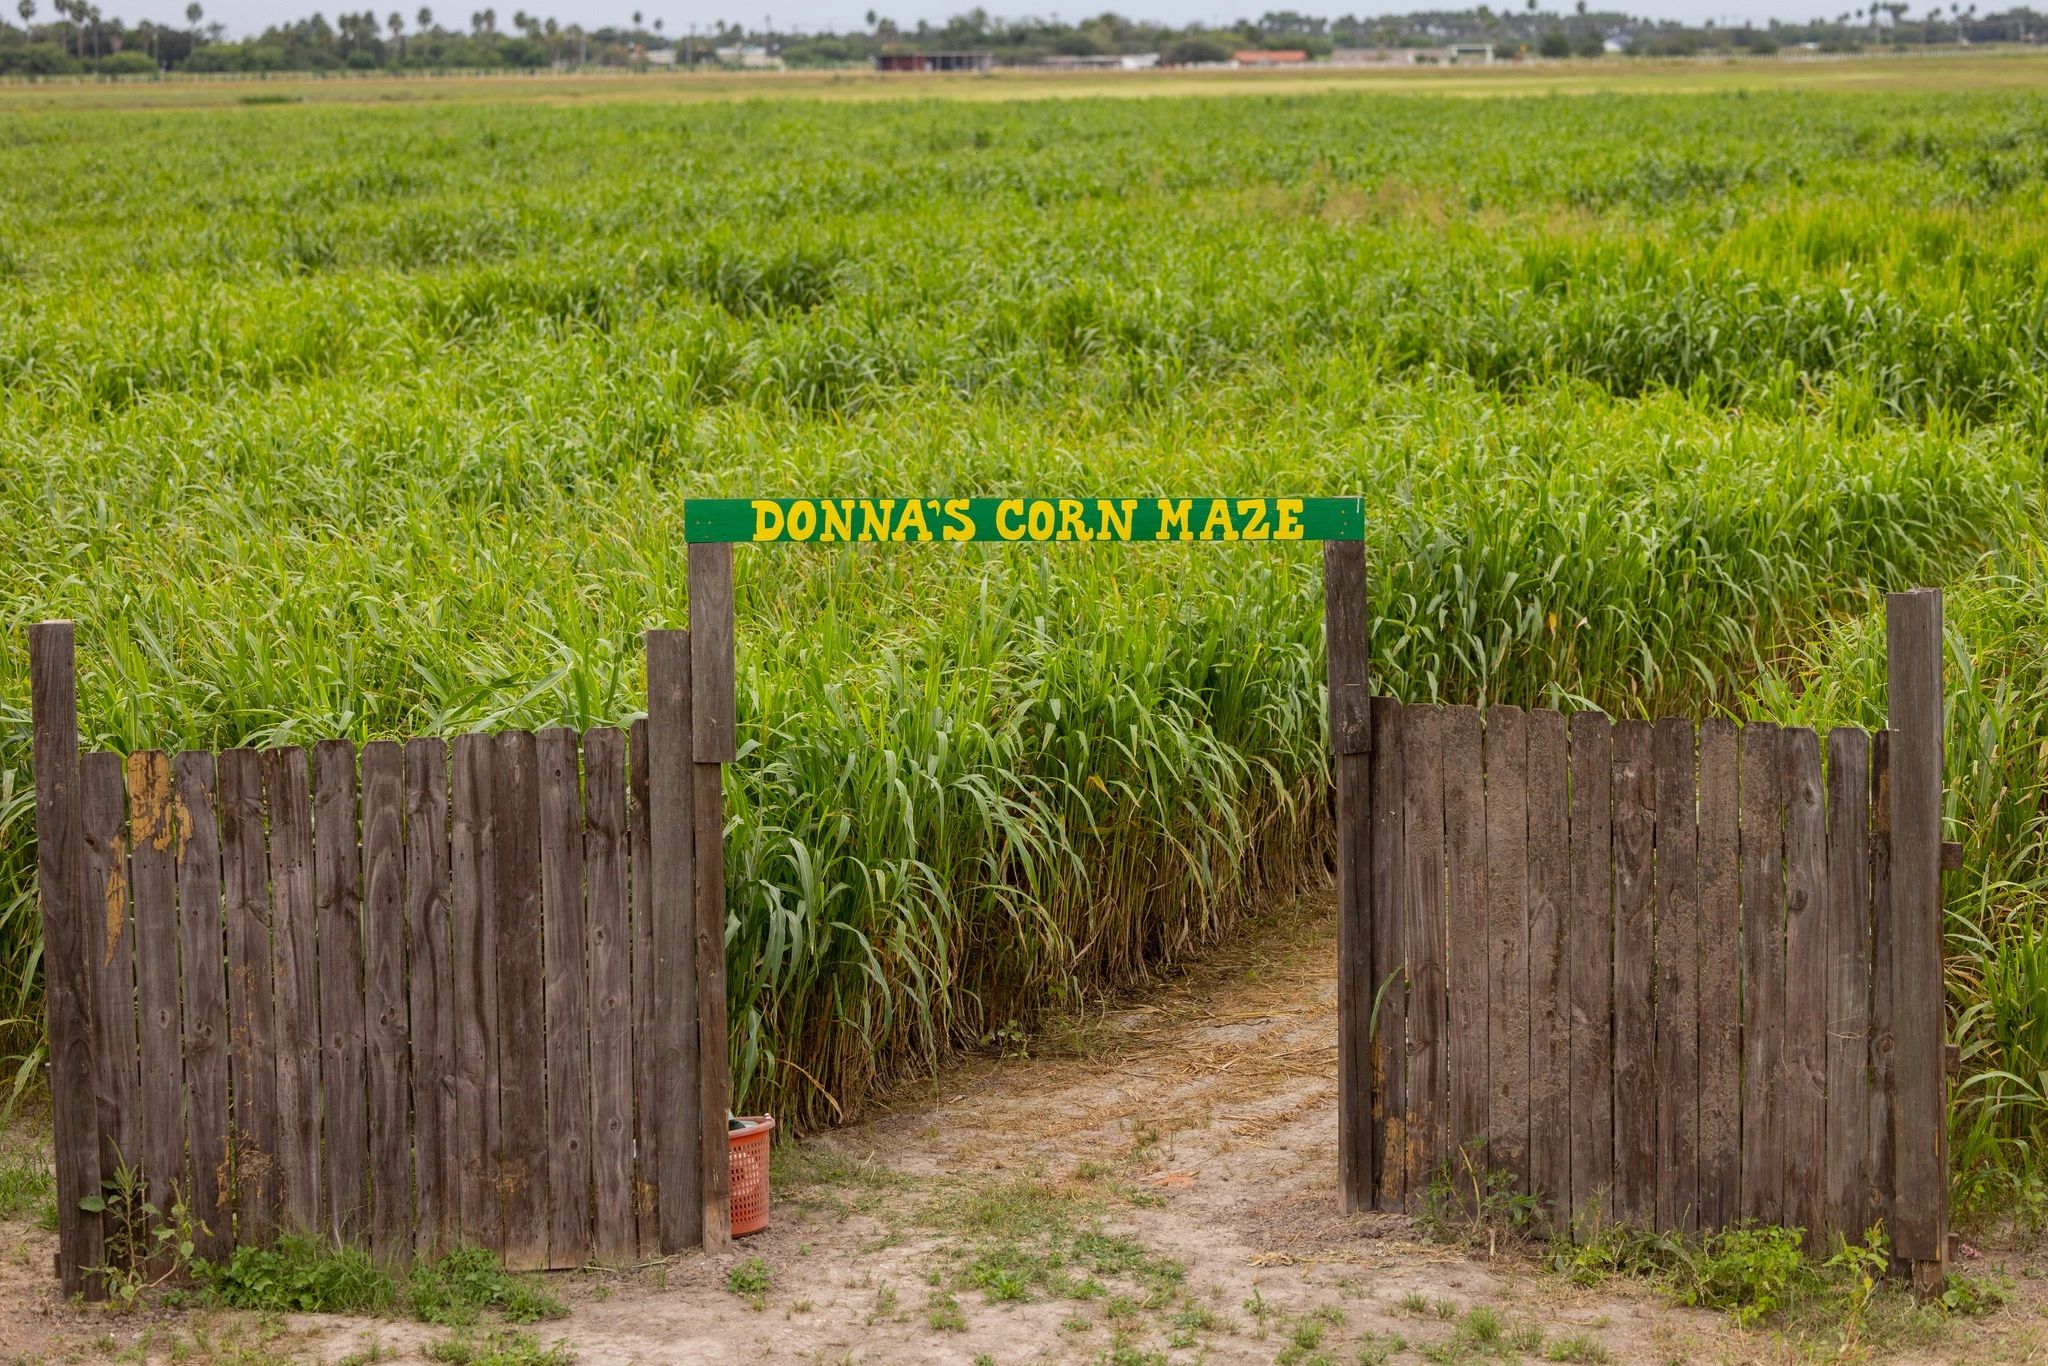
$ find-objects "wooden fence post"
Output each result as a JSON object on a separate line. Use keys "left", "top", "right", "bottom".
{"left": 1886, "top": 588, "right": 1947, "bottom": 1292}
{"left": 1323, "top": 540, "right": 1373, "bottom": 1215}
{"left": 689, "top": 543, "right": 736, "bottom": 1253}
{"left": 645, "top": 630, "right": 700, "bottom": 1253}
{"left": 30, "top": 621, "right": 105, "bottom": 1297}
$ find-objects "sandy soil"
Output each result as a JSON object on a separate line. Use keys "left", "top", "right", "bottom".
{"left": 5, "top": 895, "right": 2046, "bottom": 1365}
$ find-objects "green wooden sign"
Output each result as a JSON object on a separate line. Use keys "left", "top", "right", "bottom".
{"left": 684, "top": 497, "right": 1363, "bottom": 544}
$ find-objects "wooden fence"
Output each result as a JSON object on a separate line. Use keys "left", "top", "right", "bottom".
{"left": 32, "top": 546, "right": 739, "bottom": 1297}
{"left": 1326, "top": 583, "right": 1951, "bottom": 1287}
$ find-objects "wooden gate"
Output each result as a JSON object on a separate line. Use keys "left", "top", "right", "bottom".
{"left": 1327, "top": 581, "right": 1952, "bottom": 1287}
{"left": 32, "top": 555, "right": 737, "bottom": 1297}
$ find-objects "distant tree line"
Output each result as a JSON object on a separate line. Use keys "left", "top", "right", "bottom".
{"left": 2, "top": 2, "right": 2044, "bottom": 75}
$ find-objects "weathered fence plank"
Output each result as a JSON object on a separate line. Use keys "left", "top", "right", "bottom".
{"left": 361, "top": 741, "right": 411, "bottom": 1260}
{"left": 628, "top": 718, "right": 659, "bottom": 1258}
{"left": 264, "top": 745, "right": 321, "bottom": 1232}
{"left": 584, "top": 726, "right": 638, "bottom": 1263}
{"left": 1443, "top": 705, "right": 1488, "bottom": 1165}
{"left": 1782, "top": 728, "right": 1829, "bottom": 1249}
{"left": 81, "top": 753, "right": 137, "bottom": 1231}
{"left": 219, "top": 748, "right": 279, "bottom": 1242}
{"left": 1824, "top": 728, "right": 1873, "bottom": 1240}
{"left": 1867, "top": 731, "right": 1897, "bottom": 1243}
{"left": 1887, "top": 589, "right": 1948, "bottom": 1289}
{"left": 314, "top": 740, "right": 368, "bottom": 1242}
{"left": 449, "top": 733, "right": 500, "bottom": 1250}
{"left": 691, "top": 556, "right": 737, "bottom": 1254}
{"left": 1369, "top": 697, "right": 1406, "bottom": 1212}
{"left": 404, "top": 738, "right": 454, "bottom": 1250}
{"left": 1565, "top": 710, "right": 1613, "bottom": 1226}
{"left": 540, "top": 727, "right": 595, "bottom": 1266}
{"left": 1610, "top": 721, "right": 1656, "bottom": 1227}
{"left": 1325, "top": 542, "right": 1373, "bottom": 1213}
{"left": 1526, "top": 709, "right": 1570, "bottom": 1222}
{"left": 1401, "top": 704, "right": 1447, "bottom": 1203}
{"left": 1653, "top": 718, "right": 1699, "bottom": 1234}
{"left": 693, "top": 756, "right": 732, "bottom": 1254}
{"left": 494, "top": 730, "right": 548, "bottom": 1269}
{"left": 647, "top": 631, "right": 700, "bottom": 1253}
{"left": 173, "top": 751, "right": 232, "bottom": 1261}
{"left": 31, "top": 623, "right": 104, "bottom": 1296}
{"left": 1484, "top": 705, "right": 1530, "bottom": 1187}
{"left": 1739, "top": 723, "right": 1785, "bottom": 1225}
{"left": 1696, "top": 719, "right": 1742, "bottom": 1232}
{"left": 129, "top": 751, "right": 186, "bottom": 1225}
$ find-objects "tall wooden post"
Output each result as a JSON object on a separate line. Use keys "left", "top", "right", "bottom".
{"left": 645, "top": 629, "right": 699, "bottom": 1253}
{"left": 689, "top": 543, "right": 735, "bottom": 1253}
{"left": 1886, "top": 588, "right": 1947, "bottom": 1292}
{"left": 31, "top": 621, "right": 106, "bottom": 1297}
{"left": 1324, "top": 541, "right": 1373, "bottom": 1214}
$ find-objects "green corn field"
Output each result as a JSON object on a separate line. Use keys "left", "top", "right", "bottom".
{"left": 2, "top": 76, "right": 2045, "bottom": 1206}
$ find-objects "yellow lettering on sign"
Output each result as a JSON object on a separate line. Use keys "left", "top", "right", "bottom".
{"left": 1026, "top": 500, "right": 1056, "bottom": 541}
{"left": 1275, "top": 498, "right": 1305, "bottom": 541}
{"left": 996, "top": 498, "right": 1027, "bottom": 540}
{"left": 1237, "top": 499, "right": 1270, "bottom": 541}
{"left": 858, "top": 499, "right": 895, "bottom": 542}
{"left": 1200, "top": 499, "right": 1238, "bottom": 541}
{"left": 821, "top": 499, "right": 855, "bottom": 544}
{"left": 896, "top": 499, "right": 932, "bottom": 542}
{"left": 787, "top": 499, "right": 817, "bottom": 541}
{"left": 1057, "top": 499, "right": 1090, "bottom": 542}
{"left": 752, "top": 500, "right": 785, "bottom": 541}
{"left": 1157, "top": 498, "right": 1193, "bottom": 541}
{"left": 1097, "top": 498, "right": 1136, "bottom": 540}
{"left": 942, "top": 498, "right": 974, "bottom": 542}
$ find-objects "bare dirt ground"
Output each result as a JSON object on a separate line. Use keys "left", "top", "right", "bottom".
{"left": 5, "top": 895, "right": 2047, "bottom": 1365}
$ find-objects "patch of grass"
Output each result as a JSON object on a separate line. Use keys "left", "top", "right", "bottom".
{"left": 1356, "top": 1331, "right": 1408, "bottom": 1364}
{"left": 406, "top": 1245, "right": 566, "bottom": 1327}
{"left": 423, "top": 1329, "right": 574, "bottom": 1366}
{"left": 1167, "top": 1304, "right": 1215, "bottom": 1347}
{"left": 926, "top": 1288, "right": 967, "bottom": 1331}
{"left": 0, "top": 1156, "right": 55, "bottom": 1229}
{"left": 1543, "top": 1334, "right": 1610, "bottom": 1364}
{"left": 198, "top": 1234, "right": 397, "bottom": 1315}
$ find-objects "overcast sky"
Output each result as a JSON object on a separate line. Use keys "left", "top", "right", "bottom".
{"left": 89, "top": 0, "right": 1855, "bottom": 40}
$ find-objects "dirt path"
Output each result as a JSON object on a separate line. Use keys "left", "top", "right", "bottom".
{"left": 5, "top": 895, "right": 2045, "bottom": 1364}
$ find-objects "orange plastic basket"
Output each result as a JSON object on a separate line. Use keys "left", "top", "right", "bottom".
{"left": 729, "top": 1115, "right": 776, "bottom": 1237}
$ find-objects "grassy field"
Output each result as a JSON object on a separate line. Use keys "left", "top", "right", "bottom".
{"left": 1, "top": 48, "right": 2046, "bottom": 110}
{"left": 2, "top": 59, "right": 2045, "bottom": 1204}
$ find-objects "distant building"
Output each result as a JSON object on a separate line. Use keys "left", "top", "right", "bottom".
{"left": 1233, "top": 49, "right": 1309, "bottom": 64}
{"left": 714, "top": 45, "right": 784, "bottom": 69}
{"left": 873, "top": 51, "right": 994, "bottom": 72}
{"left": 1036, "top": 52, "right": 1160, "bottom": 70}
{"left": 1448, "top": 43, "right": 1494, "bottom": 63}
{"left": 1330, "top": 43, "right": 1499, "bottom": 65}
{"left": 641, "top": 46, "right": 676, "bottom": 66}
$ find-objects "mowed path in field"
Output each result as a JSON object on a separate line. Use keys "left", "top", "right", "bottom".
{"left": 7, "top": 895, "right": 2046, "bottom": 1364}
{"left": 4, "top": 50, "right": 2048, "bottom": 111}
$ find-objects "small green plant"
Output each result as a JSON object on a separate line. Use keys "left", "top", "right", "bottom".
{"left": 406, "top": 1245, "right": 565, "bottom": 1326}
{"left": 726, "top": 1255, "right": 772, "bottom": 1308}
{"left": 424, "top": 1328, "right": 574, "bottom": 1366}
{"left": 1396, "top": 1291, "right": 1430, "bottom": 1316}
{"left": 1669, "top": 1223, "right": 1811, "bottom": 1326}
{"left": 1418, "top": 1147, "right": 1545, "bottom": 1252}
{"left": 80, "top": 1160, "right": 207, "bottom": 1307}
{"left": 1938, "top": 1269, "right": 2009, "bottom": 1316}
